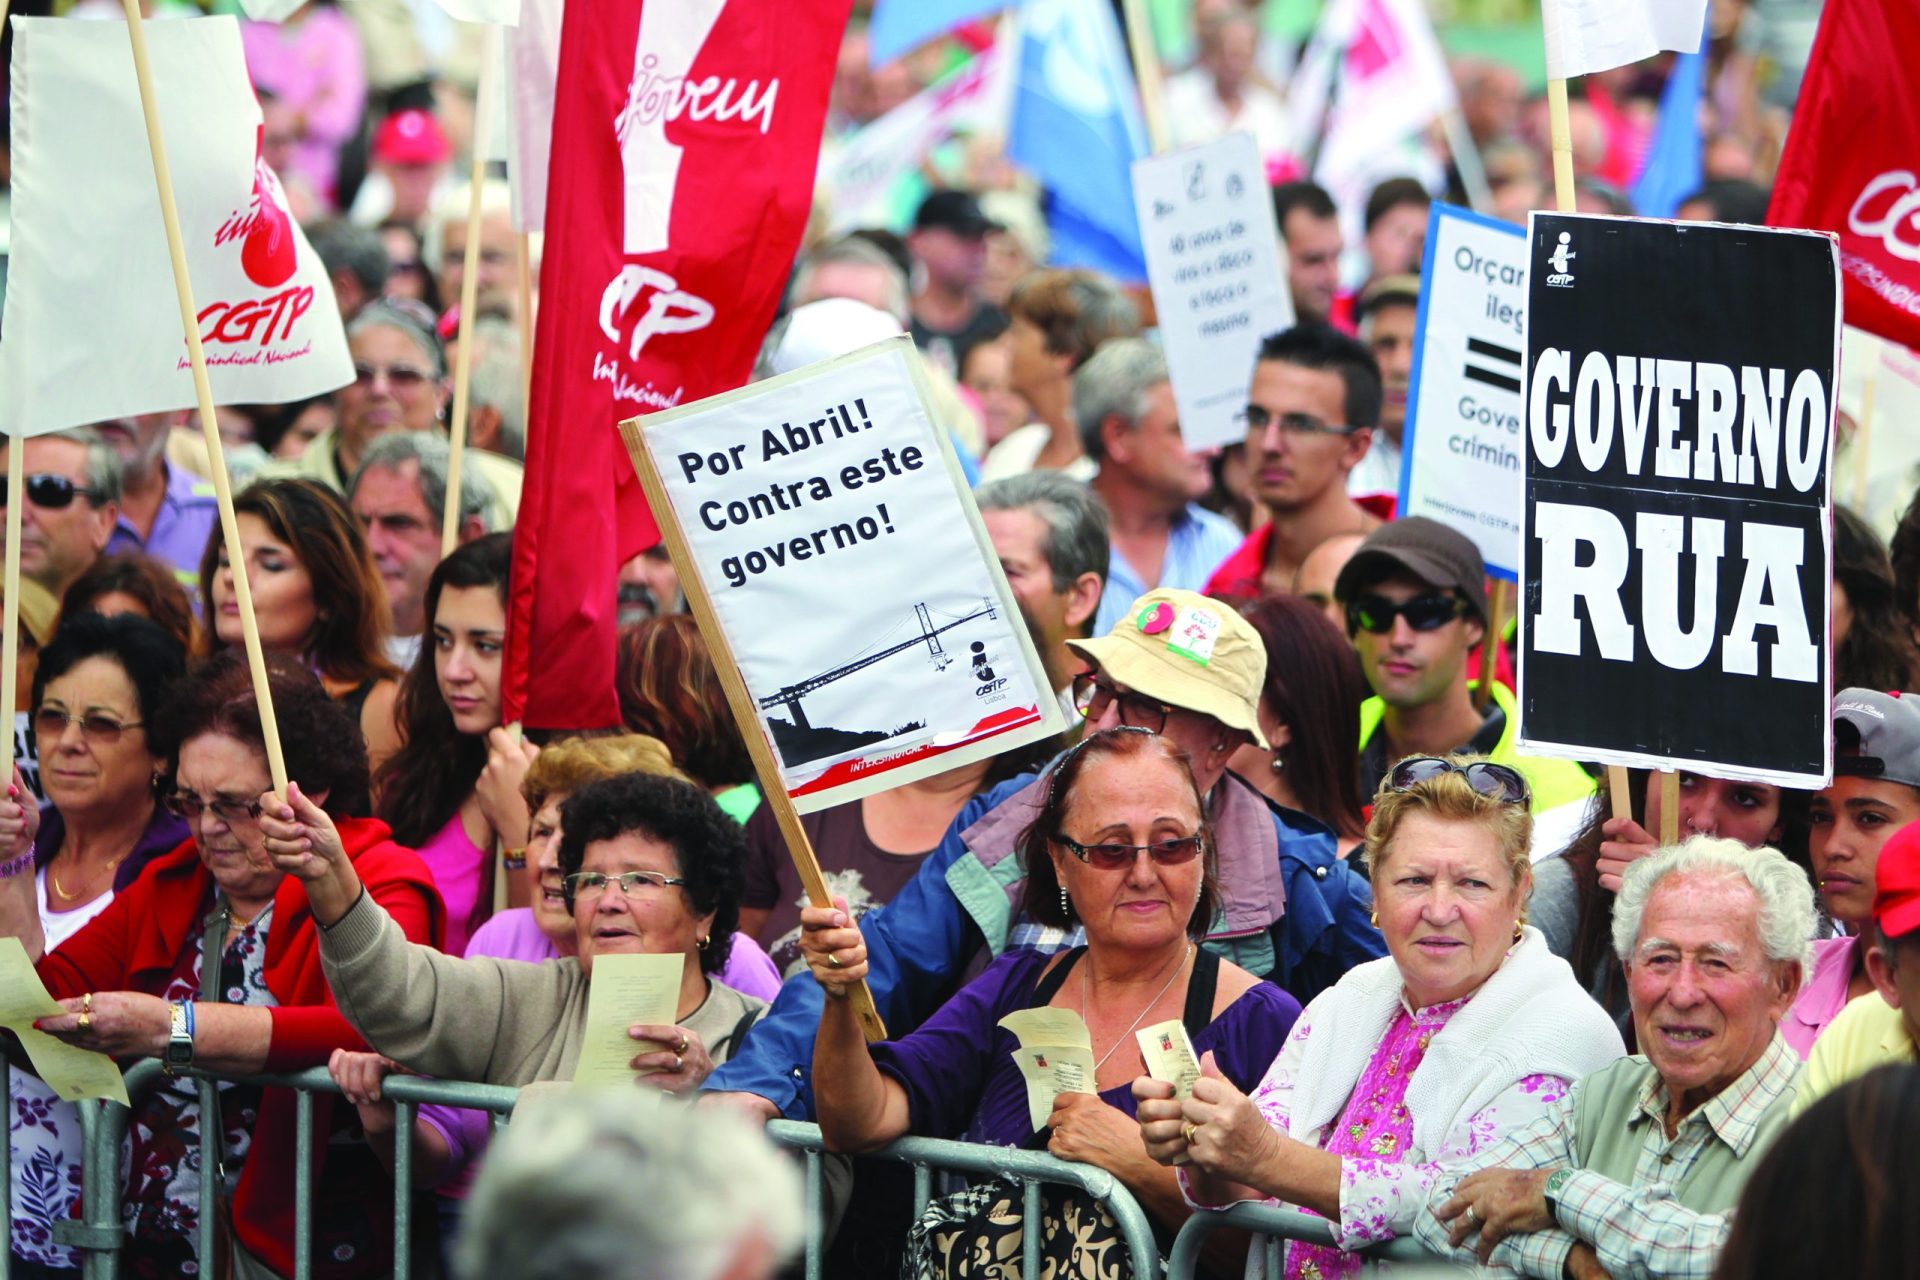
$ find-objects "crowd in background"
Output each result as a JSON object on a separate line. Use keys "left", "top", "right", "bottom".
{"left": 2, "top": 2, "right": 1918, "bottom": 1279}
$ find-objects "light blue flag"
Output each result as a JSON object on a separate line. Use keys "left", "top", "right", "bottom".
{"left": 1007, "top": 0, "right": 1149, "bottom": 281}
{"left": 868, "top": 0, "right": 1008, "bottom": 67}
{"left": 1629, "top": 42, "right": 1705, "bottom": 219}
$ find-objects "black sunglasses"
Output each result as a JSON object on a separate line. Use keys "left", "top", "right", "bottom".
{"left": 1071, "top": 673, "right": 1175, "bottom": 734}
{"left": 1346, "top": 591, "right": 1468, "bottom": 636}
{"left": 19, "top": 473, "right": 106, "bottom": 510}
{"left": 1054, "top": 832, "right": 1206, "bottom": 871}
{"left": 1387, "top": 756, "right": 1531, "bottom": 805}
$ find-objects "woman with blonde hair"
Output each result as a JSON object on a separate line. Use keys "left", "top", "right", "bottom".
{"left": 1137, "top": 756, "right": 1624, "bottom": 1278}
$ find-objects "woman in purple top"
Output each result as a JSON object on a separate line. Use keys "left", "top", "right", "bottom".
{"left": 372, "top": 536, "right": 528, "bottom": 955}
{"left": 802, "top": 728, "right": 1298, "bottom": 1276}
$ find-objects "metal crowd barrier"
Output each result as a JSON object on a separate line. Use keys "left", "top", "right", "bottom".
{"left": 766, "top": 1118, "right": 1163, "bottom": 1280}
{"left": 1, "top": 1059, "right": 519, "bottom": 1280}
{"left": 1166, "top": 1200, "right": 1441, "bottom": 1278}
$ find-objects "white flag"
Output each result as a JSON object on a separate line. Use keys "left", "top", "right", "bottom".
{"left": 1541, "top": 0, "right": 1707, "bottom": 80}
{"left": 237, "top": 0, "right": 521, "bottom": 24}
{"left": 0, "top": 17, "right": 352, "bottom": 437}
{"left": 504, "top": 0, "right": 562, "bottom": 232}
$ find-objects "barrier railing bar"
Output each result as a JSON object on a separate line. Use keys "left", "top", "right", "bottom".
{"left": 294, "top": 1086, "right": 314, "bottom": 1280}
{"left": 1021, "top": 1176, "right": 1041, "bottom": 1275}
{"left": 196, "top": 1074, "right": 219, "bottom": 1274}
{"left": 2, "top": 1062, "right": 10, "bottom": 1280}
{"left": 1165, "top": 1200, "right": 1434, "bottom": 1279}
{"left": 766, "top": 1119, "right": 1162, "bottom": 1280}
{"left": 394, "top": 1098, "right": 415, "bottom": 1280}
{"left": 802, "top": 1148, "right": 823, "bottom": 1280}
{"left": 912, "top": 1161, "right": 931, "bottom": 1218}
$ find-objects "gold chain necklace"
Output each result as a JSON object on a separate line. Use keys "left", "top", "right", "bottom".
{"left": 50, "top": 854, "right": 123, "bottom": 902}
{"left": 1082, "top": 942, "right": 1194, "bottom": 1073}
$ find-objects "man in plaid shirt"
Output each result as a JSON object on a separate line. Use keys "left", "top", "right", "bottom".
{"left": 1414, "top": 839, "right": 1813, "bottom": 1279}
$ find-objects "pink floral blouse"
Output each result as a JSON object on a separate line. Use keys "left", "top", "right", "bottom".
{"left": 1183, "top": 995, "right": 1572, "bottom": 1280}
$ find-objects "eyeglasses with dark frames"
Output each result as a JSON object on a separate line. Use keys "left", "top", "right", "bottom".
{"left": 1053, "top": 832, "right": 1207, "bottom": 870}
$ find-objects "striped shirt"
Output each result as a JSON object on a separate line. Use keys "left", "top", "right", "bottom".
{"left": 1415, "top": 1035, "right": 1801, "bottom": 1279}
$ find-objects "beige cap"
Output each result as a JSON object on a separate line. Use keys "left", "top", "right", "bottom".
{"left": 1066, "top": 589, "right": 1268, "bottom": 748}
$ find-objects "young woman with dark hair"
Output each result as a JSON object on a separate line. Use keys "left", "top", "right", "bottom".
{"left": 1834, "top": 505, "right": 1920, "bottom": 693}
{"left": 1227, "top": 594, "right": 1370, "bottom": 860}
{"left": 196, "top": 477, "right": 404, "bottom": 767}
{"left": 373, "top": 533, "right": 527, "bottom": 955}
{"left": 61, "top": 552, "right": 196, "bottom": 656}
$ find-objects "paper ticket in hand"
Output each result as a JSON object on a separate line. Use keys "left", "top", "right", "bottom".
{"left": 0, "top": 938, "right": 130, "bottom": 1104}
{"left": 572, "top": 951, "right": 683, "bottom": 1088}
{"left": 998, "top": 1007, "right": 1096, "bottom": 1130}
{"left": 1136, "top": 1018, "right": 1200, "bottom": 1164}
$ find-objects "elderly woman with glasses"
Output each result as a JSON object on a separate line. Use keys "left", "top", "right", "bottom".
{"left": 0, "top": 651, "right": 444, "bottom": 1280}
{"left": 804, "top": 727, "right": 1300, "bottom": 1277}
{"left": 1136, "top": 755, "right": 1625, "bottom": 1279}
{"left": 259, "top": 768, "right": 764, "bottom": 1098}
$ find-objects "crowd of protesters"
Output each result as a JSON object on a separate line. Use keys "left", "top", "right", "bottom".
{"left": 3, "top": 2, "right": 1919, "bottom": 1279}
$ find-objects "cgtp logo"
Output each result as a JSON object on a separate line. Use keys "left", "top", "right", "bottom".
{"left": 1848, "top": 171, "right": 1920, "bottom": 263}
{"left": 599, "top": 266, "right": 714, "bottom": 360}
{"left": 199, "top": 134, "right": 311, "bottom": 348}
{"left": 1545, "top": 231, "right": 1576, "bottom": 287}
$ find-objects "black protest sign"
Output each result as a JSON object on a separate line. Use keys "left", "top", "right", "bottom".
{"left": 1517, "top": 214, "right": 1839, "bottom": 787}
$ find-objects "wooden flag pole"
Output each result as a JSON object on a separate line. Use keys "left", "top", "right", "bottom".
{"left": 1659, "top": 769, "right": 1681, "bottom": 846}
{"left": 1474, "top": 581, "right": 1509, "bottom": 712}
{"left": 1852, "top": 337, "right": 1881, "bottom": 513}
{"left": 515, "top": 231, "right": 535, "bottom": 414}
{"left": 2, "top": 442, "right": 22, "bottom": 786}
{"left": 120, "top": 0, "right": 288, "bottom": 795}
{"left": 1119, "top": 0, "right": 1170, "bottom": 153}
{"left": 1546, "top": 78, "right": 1578, "bottom": 216}
{"left": 620, "top": 417, "right": 888, "bottom": 1043}
{"left": 443, "top": 23, "right": 504, "bottom": 555}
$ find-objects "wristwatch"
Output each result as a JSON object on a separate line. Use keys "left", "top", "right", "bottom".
{"left": 164, "top": 1000, "right": 195, "bottom": 1072}
{"left": 1543, "top": 1167, "right": 1575, "bottom": 1217}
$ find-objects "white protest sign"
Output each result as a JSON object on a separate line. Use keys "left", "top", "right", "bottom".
{"left": 0, "top": 17, "right": 352, "bottom": 436}
{"left": 1132, "top": 133, "right": 1294, "bottom": 452}
{"left": 1400, "top": 203, "right": 1527, "bottom": 580}
{"left": 631, "top": 337, "right": 1064, "bottom": 812}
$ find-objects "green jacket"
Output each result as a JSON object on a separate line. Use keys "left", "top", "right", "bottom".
{"left": 1358, "top": 679, "right": 1596, "bottom": 815}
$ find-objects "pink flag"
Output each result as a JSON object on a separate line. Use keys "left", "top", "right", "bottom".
{"left": 0, "top": 17, "right": 352, "bottom": 436}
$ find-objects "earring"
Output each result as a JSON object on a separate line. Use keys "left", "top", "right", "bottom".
{"left": 699, "top": 934, "right": 712, "bottom": 950}
{"left": 1060, "top": 886, "right": 1073, "bottom": 920}
{"left": 1512, "top": 921, "right": 1525, "bottom": 943}
{"left": 1370, "top": 908, "right": 1379, "bottom": 928}
{"left": 1270, "top": 754, "right": 1286, "bottom": 773}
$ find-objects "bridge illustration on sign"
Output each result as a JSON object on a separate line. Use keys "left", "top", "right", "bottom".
{"left": 760, "top": 599, "right": 998, "bottom": 767}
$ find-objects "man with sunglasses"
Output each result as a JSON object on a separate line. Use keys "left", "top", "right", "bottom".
{"left": 1339, "top": 517, "right": 1594, "bottom": 821}
{"left": 2, "top": 429, "right": 120, "bottom": 599}
{"left": 705, "top": 586, "right": 1383, "bottom": 1123}
{"left": 1204, "top": 323, "right": 1385, "bottom": 604}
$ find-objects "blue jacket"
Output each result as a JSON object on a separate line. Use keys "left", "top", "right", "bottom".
{"left": 706, "top": 768, "right": 1383, "bottom": 1117}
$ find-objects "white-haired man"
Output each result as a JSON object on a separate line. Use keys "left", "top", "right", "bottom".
{"left": 1416, "top": 837, "right": 1812, "bottom": 1279}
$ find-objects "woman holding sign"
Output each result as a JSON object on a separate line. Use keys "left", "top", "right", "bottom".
{"left": 802, "top": 727, "right": 1297, "bottom": 1276}
{"left": 1134, "top": 757, "right": 1623, "bottom": 1279}
{"left": 260, "top": 769, "right": 764, "bottom": 1097}
{"left": 0, "top": 652, "right": 443, "bottom": 1279}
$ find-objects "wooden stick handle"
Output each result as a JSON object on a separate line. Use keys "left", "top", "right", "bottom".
{"left": 121, "top": 0, "right": 287, "bottom": 795}
{"left": 515, "top": 231, "right": 535, "bottom": 416}
{"left": 1119, "top": 0, "right": 1169, "bottom": 154}
{"left": 1475, "top": 581, "right": 1509, "bottom": 712}
{"left": 1546, "top": 78, "right": 1577, "bottom": 214}
{"left": 1659, "top": 769, "right": 1681, "bottom": 846}
{"left": 1606, "top": 764, "right": 1632, "bottom": 824}
{"left": 620, "top": 418, "right": 887, "bottom": 1042}
{"left": 2, "top": 442, "right": 22, "bottom": 786}
{"left": 443, "top": 23, "right": 503, "bottom": 555}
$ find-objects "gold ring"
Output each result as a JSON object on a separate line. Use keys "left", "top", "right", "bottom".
{"left": 827, "top": 952, "right": 843, "bottom": 969}
{"left": 675, "top": 1036, "right": 689, "bottom": 1055}
{"left": 1182, "top": 1122, "right": 1199, "bottom": 1145}
{"left": 77, "top": 1011, "right": 92, "bottom": 1031}
{"left": 81, "top": 992, "right": 93, "bottom": 1014}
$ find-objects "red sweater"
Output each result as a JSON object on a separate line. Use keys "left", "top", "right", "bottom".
{"left": 36, "top": 817, "right": 445, "bottom": 1278}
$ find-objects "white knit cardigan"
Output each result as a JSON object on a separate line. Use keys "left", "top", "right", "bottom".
{"left": 1284, "top": 927, "right": 1626, "bottom": 1158}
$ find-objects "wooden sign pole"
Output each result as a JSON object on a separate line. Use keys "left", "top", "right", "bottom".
{"left": 1659, "top": 769, "right": 1681, "bottom": 846}
{"left": 121, "top": 0, "right": 288, "bottom": 794}
{"left": 1119, "top": 0, "right": 1169, "bottom": 154}
{"left": 1474, "top": 580, "right": 1509, "bottom": 712}
{"left": 442, "top": 23, "right": 503, "bottom": 555}
{"left": 620, "top": 418, "right": 888, "bottom": 1042}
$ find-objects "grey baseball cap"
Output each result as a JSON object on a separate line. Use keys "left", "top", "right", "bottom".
{"left": 1833, "top": 688, "right": 1920, "bottom": 789}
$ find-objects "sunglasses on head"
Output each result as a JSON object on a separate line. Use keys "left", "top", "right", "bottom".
{"left": 1346, "top": 591, "right": 1468, "bottom": 636}
{"left": 20, "top": 473, "right": 105, "bottom": 510}
{"left": 1386, "top": 756, "right": 1531, "bottom": 805}
{"left": 1055, "top": 832, "right": 1206, "bottom": 870}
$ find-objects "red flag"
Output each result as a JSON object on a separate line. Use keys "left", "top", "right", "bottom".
{"left": 1767, "top": 0, "right": 1920, "bottom": 351}
{"left": 504, "top": 0, "right": 855, "bottom": 729}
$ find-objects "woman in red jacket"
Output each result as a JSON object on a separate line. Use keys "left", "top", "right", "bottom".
{"left": 0, "top": 651, "right": 443, "bottom": 1280}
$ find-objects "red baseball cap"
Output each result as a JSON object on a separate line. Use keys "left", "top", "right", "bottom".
{"left": 373, "top": 108, "right": 451, "bottom": 167}
{"left": 1872, "top": 820, "right": 1920, "bottom": 938}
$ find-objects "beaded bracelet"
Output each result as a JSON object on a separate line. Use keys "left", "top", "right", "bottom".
{"left": 0, "top": 847, "right": 35, "bottom": 880}
{"left": 502, "top": 847, "right": 528, "bottom": 871}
